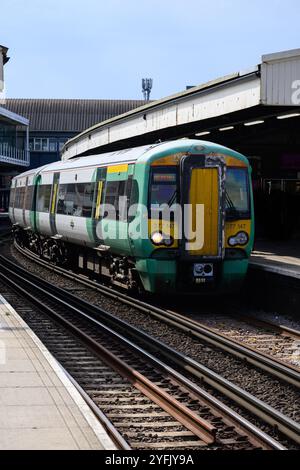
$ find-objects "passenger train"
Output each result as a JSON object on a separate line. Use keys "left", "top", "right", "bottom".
{"left": 9, "top": 140, "right": 254, "bottom": 294}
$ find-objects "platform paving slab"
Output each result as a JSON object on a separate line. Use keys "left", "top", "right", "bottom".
{"left": 250, "top": 240, "right": 300, "bottom": 279}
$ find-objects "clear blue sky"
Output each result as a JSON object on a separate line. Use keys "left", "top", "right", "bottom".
{"left": 2, "top": 0, "right": 300, "bottom": 100}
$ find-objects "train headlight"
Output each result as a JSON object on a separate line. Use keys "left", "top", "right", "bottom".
{"left": 151, "top": 232, "right": 174, "bottom": 246}
{"left": 228, "top": 231, "right": 249, "bottom": 247}
{"left": 151, "top": 232, "right": 164, "bottom": 245}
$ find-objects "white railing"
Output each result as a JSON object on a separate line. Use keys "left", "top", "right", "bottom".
{"left": 0, "top": 142, "right": 29, "bottom": 166}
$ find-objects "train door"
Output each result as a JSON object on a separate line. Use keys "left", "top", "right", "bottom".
{"left": 100, "top": 164, "right": 132, "bottom": 255}
{"left": 91, "top": 167, "right": 107, "bottom": 244}
{"left": 181, "top": 155, "right": 224, "bottom": 259}
{"left": 49, "top": 172, "right": 60, "bottom": 236}
{"left": 55, "top": 176, "right": 95, "bottom": 245}
{"left": 24, "top": 176, "right": 33, "bottom": 228}
{"left": 9, "top": 179, "right": 16, "bottom": 223}
{"left": 31, "top": 175, "right": 40, "bottom": 232}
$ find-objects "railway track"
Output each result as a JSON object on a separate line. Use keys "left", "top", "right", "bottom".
{"left": 180, "top": 313, "right": 300, "bottom": 369}
{"left": 0, "top": 258, "right": 282, "bottom": 451}
{"left": 0, "top": 249, "right": 300, "bottom": 448}
{"left": 12, "top": 243, "right": 300, "bottom": 389}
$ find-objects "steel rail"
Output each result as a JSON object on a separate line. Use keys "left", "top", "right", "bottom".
{"left": 161, "top": 310, "right": 300, "bottom": 387}
{"left": 59, "top": 364, "right": 131, "bottom": 450}
{"left": 13, "top": 243, "right": 300, "bottom": 389}
{"left": 0, "top": 259, "right": 216, "bottom": 447}
{"left": 231, "top": 313, "right": 300, "bottom": 339}
{"left": 0, "top": 253, "right": 296, "bottom": 448}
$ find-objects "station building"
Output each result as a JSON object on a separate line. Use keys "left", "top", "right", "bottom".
{"left": 0, "top": 45, "right": 29, "bottom": 212}
{"left": 4, "top": 99, "right": 145, "bottom": 170}
{"left": 61, "top": 49, "right": 300, "bottom": 240}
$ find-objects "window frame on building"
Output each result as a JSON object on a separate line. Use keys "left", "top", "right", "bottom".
{"left": 29, "top": 138, "right": 59, "bottom": 153}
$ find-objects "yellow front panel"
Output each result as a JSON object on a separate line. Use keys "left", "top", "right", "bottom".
{"left": 107, "top": 164, "right": 128, "bottom": 174}
{"left": 224, "top": 156, "right": 248, "bottom": 168}
{"left": 148, "top": 219, "right": 179, "bottom": 248}
{"left": 188, "top": 168, "right": 219, "bottom": 256}
{"left": 225, "top": 220, "right": 251, "bottom": 248}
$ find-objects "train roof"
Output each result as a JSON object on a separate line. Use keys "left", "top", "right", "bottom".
{"left": 40, "top": 139, "right": 248, "bottom": 172}
{"left": 11, "top": 164, "right": 49, "bottom": 181}
{"left": 13, "top": 140, "right": 249, "bottom": 181}
{"left": 38, "top": 143, "right": 158, "bottom": 173}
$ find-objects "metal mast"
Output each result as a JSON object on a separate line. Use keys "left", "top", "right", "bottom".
{"left": 142, "top": 78, "right": 153, "bottom": 101}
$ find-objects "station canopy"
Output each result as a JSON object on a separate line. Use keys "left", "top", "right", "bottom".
{"left": 61, "top": 48, "right": 300, "bottom": 162}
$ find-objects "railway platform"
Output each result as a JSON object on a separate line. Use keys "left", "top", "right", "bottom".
{"left": 247, "top": 240, "right": 300, "bottom": 315}
{"left": 250, "top": 240, "right": 300, "bottom": 279}
{"left": 0, "top": 293, "right": 117, "bottom": 450}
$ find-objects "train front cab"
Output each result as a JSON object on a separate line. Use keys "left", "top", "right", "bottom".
{"left": 141, "top": 150, "right": 254, "bottom": 294}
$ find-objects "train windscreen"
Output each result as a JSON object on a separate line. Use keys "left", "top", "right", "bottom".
{"left": 225, "top": 168, "right": 250, "bottom": 220}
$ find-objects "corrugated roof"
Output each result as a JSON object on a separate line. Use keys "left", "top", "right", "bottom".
{"left": 3, "top": 99, "right": 145, "bottom": 132}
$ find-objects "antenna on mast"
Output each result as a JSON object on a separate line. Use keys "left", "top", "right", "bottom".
{"left": 142, "top": 78, "right": 153, "bottom": 101}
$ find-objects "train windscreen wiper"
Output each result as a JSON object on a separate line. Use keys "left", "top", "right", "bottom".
{"left": 167, "top": 190, "right": 177, "bottom": 207}
{"left": 225, "top": 191, "right": 241, "bottom": 219}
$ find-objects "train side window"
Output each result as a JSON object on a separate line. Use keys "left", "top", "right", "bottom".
{"left": 56, "top": 184, "right": 68, "bottom": 214}
{"left": 36, "top": 185, "right": 52, "bottom": 213}
{"left": 14, "top": 187, "right": 20, "bottom": 208}
{"left": 14, "top": 188, "right": 20, "bottom": 208}
{"left": 104, "top": 180, "right": 126, "bottom": 220}
{"left": 75, "top": 183, "right": 95, "bottom": 218}
{"left": 20, "top": 187, "right": 25, "bottom": 209}
{"left": 118, "top": 177, "right": 133, "bottom": 222}
{"left": 56, "top": 183, "right": 95, "bottom": 218}
{"left": 14, "top": 186, "right": 26, "bottom": 209}
{"left": 128, "top": 179, "right": 139, "bottom": 223}
{"left": 9, "top": 188, "right": 15, "bottom": 208}
{"left": 25, "top": 186, "right": 33, "bottom": 211}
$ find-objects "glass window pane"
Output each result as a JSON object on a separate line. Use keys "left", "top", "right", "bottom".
{"left": 82, "top": 183, "right": 94, "bottom": 218}
{"left": 36, "top": 185, "right": 52, "bottom": 212}
{"left": 42, "top": 139, "right": 48, "bottom": 151}
{"left": 104, "top": 181, "right": 126, "bottom": 220}
{"left": 57, "top": 184, "right": 68, "bottom": 214}
{"left": 225, "top": 169, "right": 250, "bottom": 218}
{"left": 34, "top": 139, "right": 41, "bottom": 151}
{"left": 9, "top": 188, "right": 15, "bottom": 207}
{"left": 49, "top": 140, "right": 57, "bottom": 152}
{"left": 151, "top": 184, "right": 177, "bottom": 206}
{"left": 14, "top": 188, "right": 19, "bottom": 208}
{"left": 25, "top": 186, "right": 33, "bottom": 210}
{"left": 105, "top": 181, "right": 120, "bottom": 207}
{"left": 56, "top": 183, "right": 95, "bottom": 217}
{"left": 150, "top": 169, "right": 178, "bottom": 220}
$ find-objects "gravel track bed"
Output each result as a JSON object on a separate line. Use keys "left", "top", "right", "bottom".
{"left": 0, "top": 280, "right": 267, "bottom": 451}
{"left": 181, "top": 314, "right": 300, "bottom": 368}
{"left": 5, "top": 244, "right": 300, "bottom": 447}
{"left": 241, "top": 310, "right": 300, "bottom": 334}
